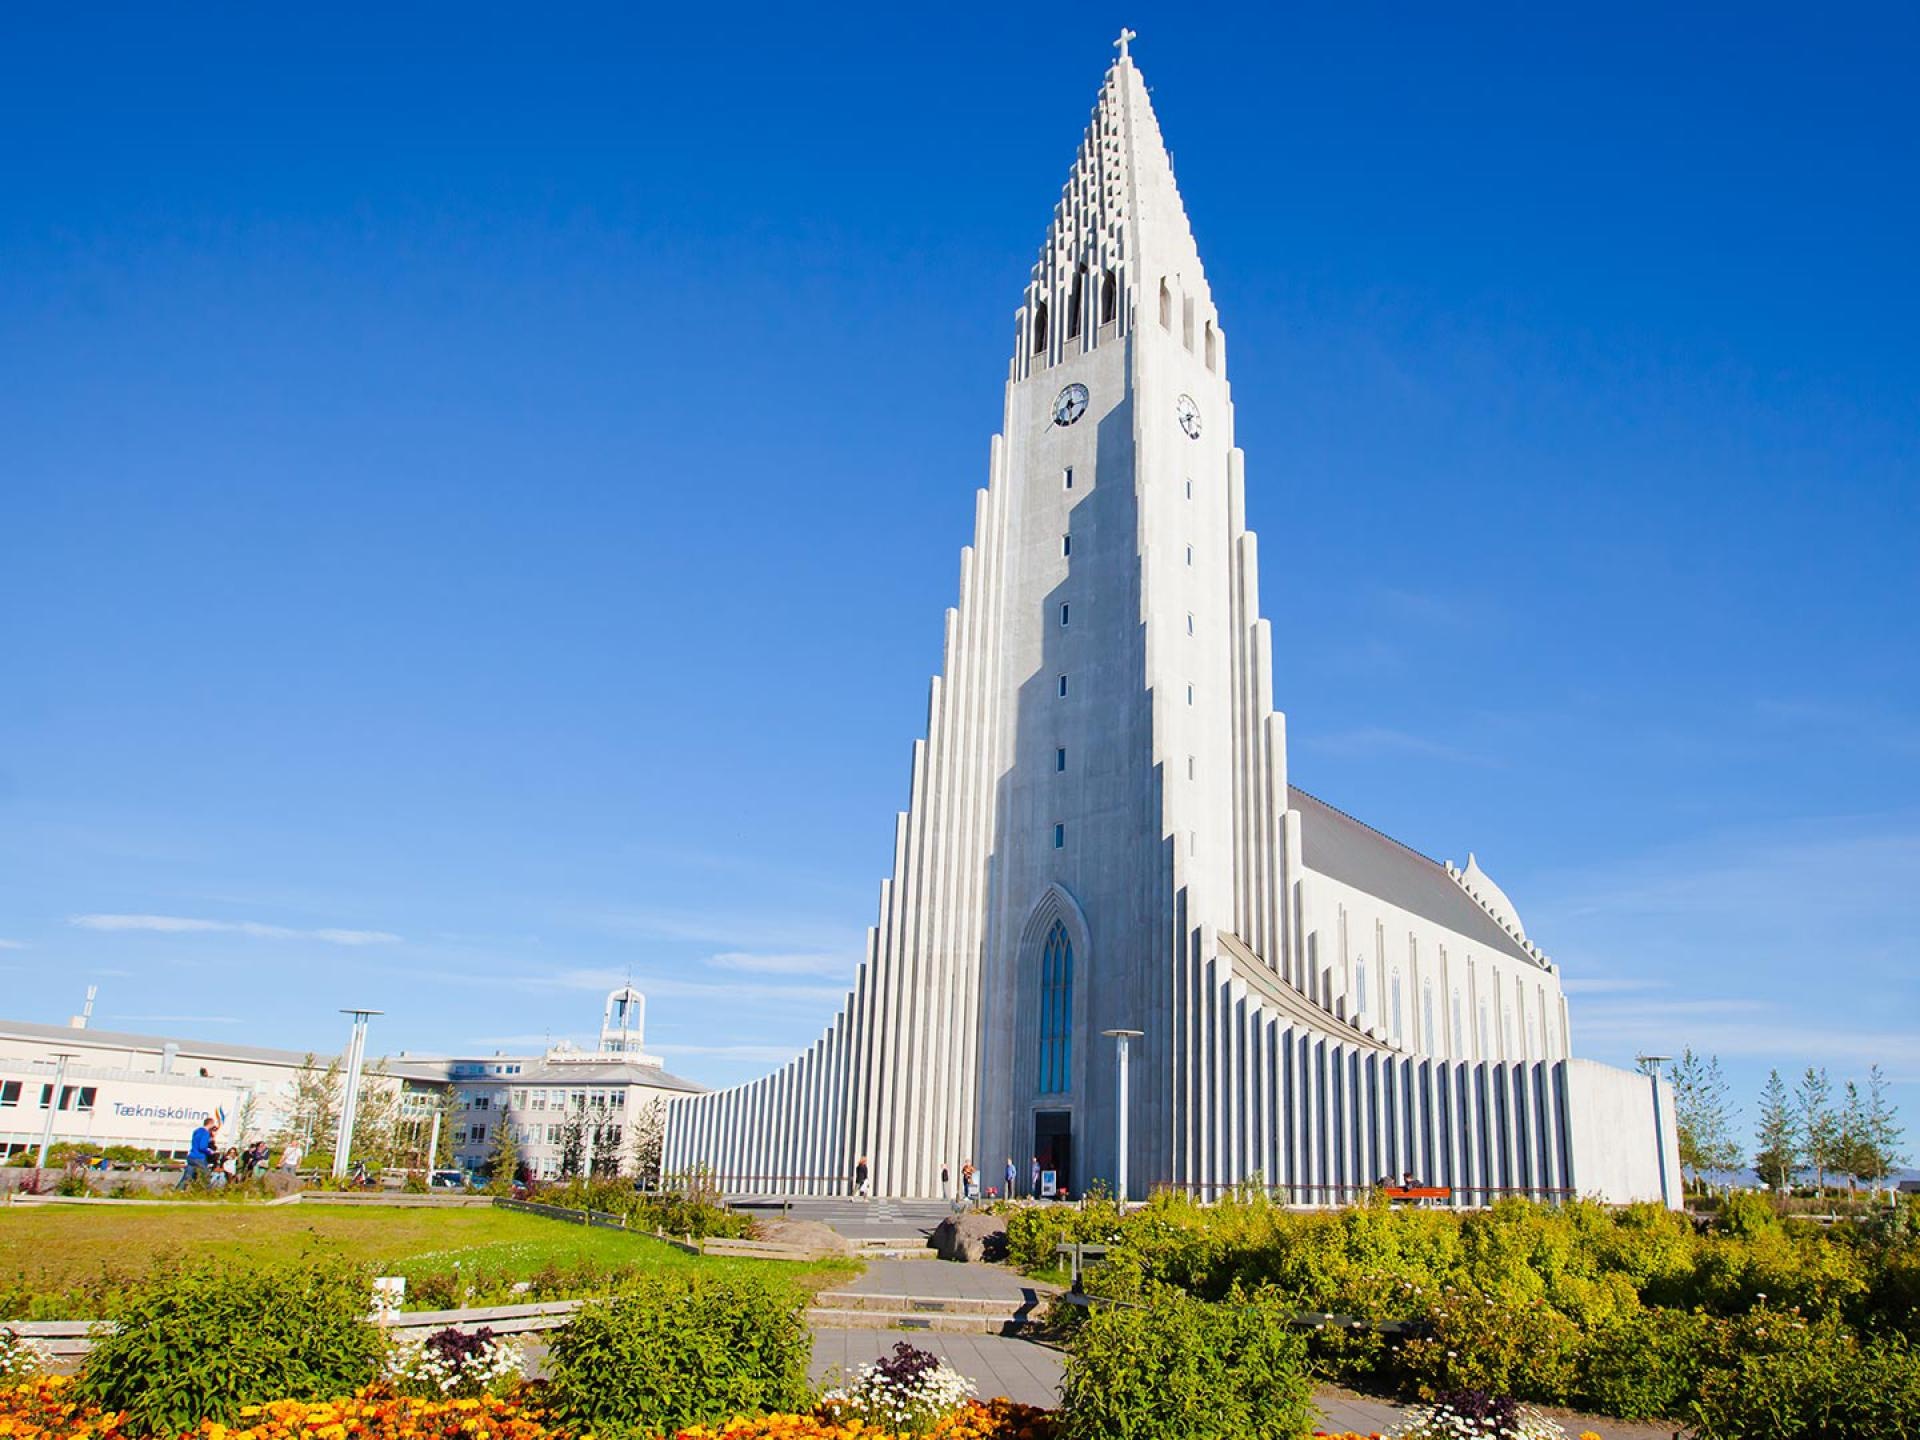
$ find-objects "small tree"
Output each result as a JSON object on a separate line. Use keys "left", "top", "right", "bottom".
{"left": 1671, "top": 1048, "right": 1742, "bottom": 1186}
{"left": 487, "top": 1112, "right": 519, "bottom": 1189}
{"left": 590, "top": 1120, "right": 623, "bottom": 1178}
{"left": 558, "top": 1109, "right": 586, "bottom": 1179}
{"left": 1836, "top": 1081, "right": 1870, "bottom": 1195}
{"left": 1753, "top": 1068, "right": 1800, "bottom": 1192}
{"left": 1795, "top": 1066, "right": 1837, "bottom": 1194}
{"left": 1862, "top": 1064, "right": 1908, "bottom": 1196}
{"left": 279, "top": 1054, "right": 344, "bottom": 1159}
{"left": 629, "top": 1099, "right": 666, "bottom": 1189}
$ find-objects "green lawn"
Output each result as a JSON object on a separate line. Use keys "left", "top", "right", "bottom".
{"left": 0, "top": 1202, "right": 855, "bottom": 1319}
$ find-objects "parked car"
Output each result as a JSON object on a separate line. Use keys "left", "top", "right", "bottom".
{"left": 428, "top": 1169, "right": 472, "bottom": 1190}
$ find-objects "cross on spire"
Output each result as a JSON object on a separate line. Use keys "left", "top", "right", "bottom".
{"left": 1114, "top": 28, "right": 1137, "bottom": 62}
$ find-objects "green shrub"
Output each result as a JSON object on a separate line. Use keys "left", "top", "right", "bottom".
{"left": 1057, "top": 1284, "right": 1313, "bottom": 1440}
{"left": 541, "top": 1270, "right": 812, "bottom": 1436}
{"left": 1576, "top": 1305, "right": 1710, "bottom": 1420}
{"left": 1393, "top": 1287, "right": 1583, "bottom": 1404}
{"left": 76, "top": 1259, "right": 384, "bottom": 1434}
{"left": 1690, "top": 1306, "right": 1920, "bottom": 1440}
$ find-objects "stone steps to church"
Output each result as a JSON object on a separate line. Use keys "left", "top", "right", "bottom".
{"left": 805, "top": 1305, "right": 1039, "bottom": 1336}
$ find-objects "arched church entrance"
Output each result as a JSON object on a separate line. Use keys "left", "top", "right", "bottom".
{"left": 1033, "top": 1108, "right": 1072, "bottom": 1196}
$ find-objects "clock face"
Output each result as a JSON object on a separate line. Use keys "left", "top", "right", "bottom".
{"left": 1176, "top": 393, "right": 1202, "bottom": 440}
{"left": 1053, "top": 383, "right": 1089, "bottom": 427}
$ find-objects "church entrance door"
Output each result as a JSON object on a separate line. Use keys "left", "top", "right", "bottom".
{"left": 1033, "top": 1109, "right": 1072, "bottom": 1197}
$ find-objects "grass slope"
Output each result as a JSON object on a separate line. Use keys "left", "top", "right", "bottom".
{"left": 0, "top": 1203, "right": 854, "bottom": 1319}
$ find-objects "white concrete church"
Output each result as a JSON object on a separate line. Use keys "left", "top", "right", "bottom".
{"left": 662, "top": 37, "right": 1679, "bottom": 1207}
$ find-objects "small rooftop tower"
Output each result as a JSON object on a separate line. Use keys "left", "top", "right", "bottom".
{"left": 597, "top": 985, "right": 660, "bottom": 1064}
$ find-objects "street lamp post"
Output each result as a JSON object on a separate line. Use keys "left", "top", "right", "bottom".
{"left": 35, "top": 1052, "right": 80, "bottom": 1169}
{"left": 1101, "top": 1028, "right": 1144, "bottom": 1207}
{"left": 332, "top": 1009, "right": 383, "bottom": 1180}
{"left": 1637, "top": 1054, "right": 1672, "bottom": 1209}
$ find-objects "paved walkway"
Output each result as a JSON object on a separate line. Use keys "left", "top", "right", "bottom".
{"left": 810, "top": 1330, "right": 1061, "bottom": 1408}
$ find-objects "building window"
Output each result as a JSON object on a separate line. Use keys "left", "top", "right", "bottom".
{"left": 1055, "top": 747, "right": 1066, "bottom": 772}
{"left": 1478, "top": 1000, "right": 1492, "bottom": 1057}
{"left": 1159, "top": 278, "right": 1171, "bottom": 329}
{"left": 547, "top": 1124, "right": 562, "bottom": 1144}
{"left": 1100, "top": 269, "right": 1117, "bottom": 325}
{"left": 1058, "top": 674, "right": 1069, "bottom": 698}
{"left": 1186, "top": 612, "right": 1194, "bottom": 635}
{"left": 1186, "top": 684, "right": 1194, "bottom": 705}
{"left": 1033, "top": 300, "right": 1048, "bottom": 355}
{"left": 1063, "top": 466, "right": 1074, "bottom": 491}
{"left": 0, "top": 1081, "right": 18, "bottom": 1108}
{"left": 1185, "top": 478, "right": 1192, "bottom": 500}
{"left": 1062, "top": 534, "right": 1071, "bottom": 556}
{"left": 1390, "top": 971, "right": 1404, "bottom": 1043}
{"left": 1038, "top": 919, "right": 1074, "bottom": 1093}
{"left": 1053, "top": 822, "right": 1065, "bottom": 849}
{"left": 1423, "top": 983, "right": 1436, "bottom": 1050}
{"left": 1355, "top": 961, "right": 1369, "bottom": 1017}
{"left": 1452, "top": 990, "right": 1465, "bottom": 1055}
{"left": 1187, "top": 755, "right": 1195, "bottom": 780}
{"left": 1185, "top": 544, "right": 1193, "bottom": 566}
{"left": 470, "top": 1124, "right": 486, "bottom": 1145}
{"left": 1060, "top": 602, "right": 1070, "bottom": 626}
{"left": 473, "top": 1096, "right": 490, "bottom": 1112}
{"left": 74, "top": 1087, "right": 97, "bottom": 1112}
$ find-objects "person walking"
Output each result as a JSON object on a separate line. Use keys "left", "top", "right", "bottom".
{"left": 1004, "top": 1156, "right": 1018, "bottom": 1199}
{"left": 176, "top": 1116, "right": 216, "bottom": 1188}
{"left": 1031, "top": 1155, "right": 1041, "bottom": 1195}
{"left": 854, "top": 1155, "right": 870, "bottom": 1198}
{"left": 940, "top": 1161, "right": 951, "bottom": 1199}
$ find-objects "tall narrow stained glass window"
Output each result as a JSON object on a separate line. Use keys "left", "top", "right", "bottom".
{"left": 1038, "top": 920, "right": 1073, "bottom": 1093}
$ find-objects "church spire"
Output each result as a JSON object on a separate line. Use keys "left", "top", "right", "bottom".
{"left": 1016, "top": 36, "right": 1220, "bottom": 380}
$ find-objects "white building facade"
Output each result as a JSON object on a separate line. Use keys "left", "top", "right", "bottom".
{"left": 661, "top": 42, "right": 1678, "bottom": 1207}
{"left": 446, "top": 987, "right": 703, "bottom": 1180}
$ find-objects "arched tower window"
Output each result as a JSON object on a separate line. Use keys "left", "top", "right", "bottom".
{"left": 1100, "top": 270, "right": 1117, "bottom": 325}
{"left": 1158, "top": 278, "right": 1172, "bottom": 329}
{"left": 1032, "top": 301, "right": 1049, "bottom": 356}
{"left": 1038, "top": 920, "right": 1073, "bottom": 1093}
{"left": 1204, "top": 321, "right": 1218, "bottom": 371}
{"left": 1067, "top": 266, "right": 1085, "bottom": 340}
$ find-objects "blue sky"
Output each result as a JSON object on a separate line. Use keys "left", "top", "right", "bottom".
{"left": 2, "top": 5, "right": 1915, "bottom": 1149}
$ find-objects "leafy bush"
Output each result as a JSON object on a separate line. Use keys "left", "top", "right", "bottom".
{"left": 1689, "top": 1304, "right": 1920, "bottom": 1439}
{"left": 1056, "top": 1284, "right": 1312, "bottom": 1440}
{"left": 76, "top": 1259, "right": 384, "bottom": 1434}
{"left": 534, "top": 1177, "right": 751, "bottom": 1239}
{"left": 1394, "top": 1287, "right": 1583, "bottom": 1404}
{"left": 1575, "top": 1305, "right": 1709, "bottom": 1420}
{"left": 541, "top": 1270, "right": 812, "bottom": 1436}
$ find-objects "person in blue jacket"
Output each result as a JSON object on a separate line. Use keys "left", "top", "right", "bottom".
{"left": 176, "top": 1116, "right": 217, "bottom": 1187}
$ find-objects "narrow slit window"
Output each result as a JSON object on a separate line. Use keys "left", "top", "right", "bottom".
{"left": 1057, "top": 674, "right": 1069, "bottom": 698}
{"left": 1060, "top": 602, "right": 1070, "bottom": 627}
{"left": 1186, "top": 612, "right": 1194, "bottom": 635}
{"left": 1062, "top": 534, "right": 1072, "bottom": 557}
{"left": 1063, "top": 466, "right": 1074, "bottom": 491}
{"left": 1185, "top": 478, "right": 1193, "bottom": 499}
{"left": 1187, "top": 755, "right": 1195, "bottom": 780}
{"left": 1186, "top": 684, "right": 1195, "bottom": 705}
{"left": 1053, "top": 822, "right": 1066, "bottom": 850}
{"left": 1055, "top": 747, "right": 1066, "bottom": 772}
{"left": 1185, "top": 544, "right": 1193, "bottom": 566}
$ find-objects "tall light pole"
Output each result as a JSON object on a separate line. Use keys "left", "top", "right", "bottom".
{"left": 332, "top": 1009, "right": 383, "bottom": 1179}
{"left": 35, "top": 1053, "right": 80, "bottom": 1169}
{"left": 1637, "top": 1054, "right": 1672, "bottom": 1209}
{"left": 1101, "top": 1028, "right": 1143, "bottom": 1207}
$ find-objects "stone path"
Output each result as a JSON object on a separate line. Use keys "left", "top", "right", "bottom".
{"left": 839, "top": 1257, "right": 1041, "bottom": 1302}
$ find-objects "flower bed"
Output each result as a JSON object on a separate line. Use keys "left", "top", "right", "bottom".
{"left": 0, "top": 1380, "right": 1057, "bottom": 1440}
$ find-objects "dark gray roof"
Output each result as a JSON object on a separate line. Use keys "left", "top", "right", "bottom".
{"left": 1289, "top": 787, "right": 1539, "bottom": 967}
{"left": 435, "top": 1058, "right": 707, "bottom": 1094}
